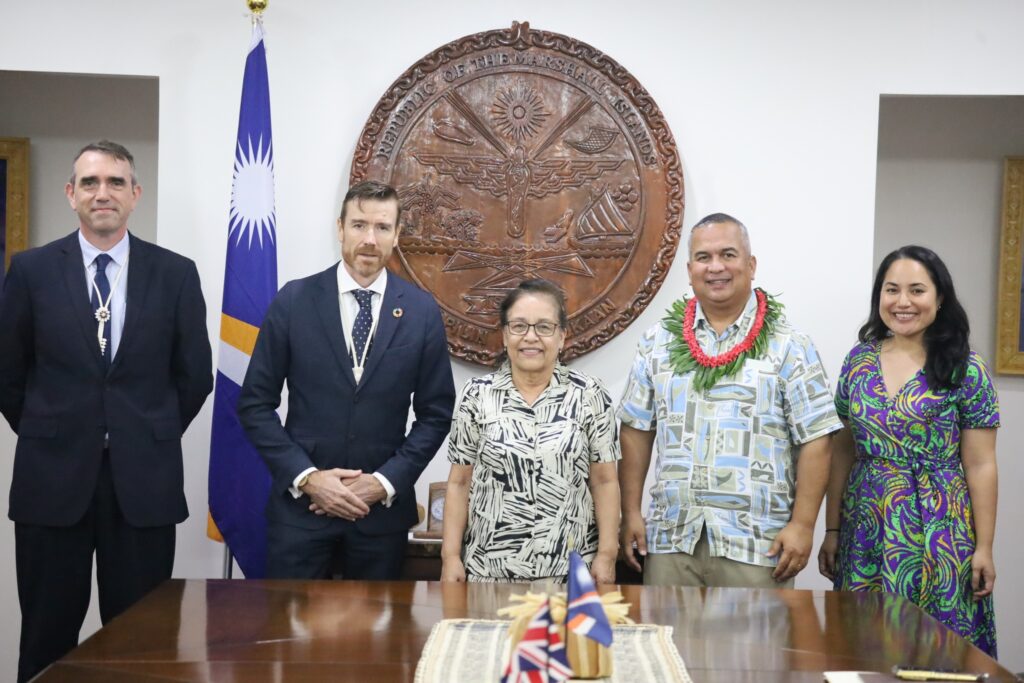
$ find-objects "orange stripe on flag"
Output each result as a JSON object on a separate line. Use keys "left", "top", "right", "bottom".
{"left": 207, "top": 512, "right": 224, "bottom": 543}
{"left": 220, "top": 313, "right": 260, "bottom": 355}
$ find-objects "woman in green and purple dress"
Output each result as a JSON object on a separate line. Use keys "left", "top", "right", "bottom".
{"left": 818, "top": 246, "right": 1000, "bottom": 657}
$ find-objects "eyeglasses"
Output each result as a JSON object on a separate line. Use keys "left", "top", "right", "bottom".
{"left": 505, "top": 320, "right": 560, "bottom": 337}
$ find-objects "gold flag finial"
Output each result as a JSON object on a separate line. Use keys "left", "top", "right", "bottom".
{"left": 247, "top": 0, "right": 267, "bottom": 15}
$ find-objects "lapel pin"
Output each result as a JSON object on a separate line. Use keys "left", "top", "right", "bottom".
{"left": 392, "top": 307, "right": 404, "bottom": 318}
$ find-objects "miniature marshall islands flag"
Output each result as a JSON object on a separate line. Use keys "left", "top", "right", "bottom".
{"left": 207, "top": 17, "right": 278, "bottom": 578}
{"left": 566, "top": 551, "right": 613, "bottom": 647}
{"left": 502, "top": 598, "right": 573, "bottom": 683}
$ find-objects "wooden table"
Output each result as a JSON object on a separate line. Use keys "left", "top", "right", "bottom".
{"left": 36, "top": 580, "right": 1018, "bottom": 682}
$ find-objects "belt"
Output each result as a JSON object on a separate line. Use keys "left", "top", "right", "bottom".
{"left": 860, "top": 455, "right": 962, "bottom": 524}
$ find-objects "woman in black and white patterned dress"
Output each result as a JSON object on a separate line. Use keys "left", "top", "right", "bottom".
{"left": 440, "top": 279, "right": 621, "bottom": 584}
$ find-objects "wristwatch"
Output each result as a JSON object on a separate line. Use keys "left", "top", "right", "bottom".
{"left": 297, "top": 471, "right": 313, "bottom": 490}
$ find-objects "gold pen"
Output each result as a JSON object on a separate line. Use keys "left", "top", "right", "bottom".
{"left": 892, "top": 665, "right": 988, "bottom": 682}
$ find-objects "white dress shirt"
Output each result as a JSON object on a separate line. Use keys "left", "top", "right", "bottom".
{"left": 337, "top": 263, "right": 387, "bottom": 359}
{"left": 290, "top": 264, "right": 395, "bottom": 506}
{"left": 79, "top": 230, "right": 129, "bottom": 359}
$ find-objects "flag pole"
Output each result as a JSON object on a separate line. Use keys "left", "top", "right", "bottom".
{"left": 222, "top": 547, "right": 234, "bottom": 579}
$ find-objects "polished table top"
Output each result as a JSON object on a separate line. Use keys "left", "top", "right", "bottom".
{"left": 37, "top": 580, "right": 1017, "bottom": 682}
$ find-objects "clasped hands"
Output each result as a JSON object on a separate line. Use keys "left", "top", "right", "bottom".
{"left": 301, "top": 468, "right": 385, "bottom": 521}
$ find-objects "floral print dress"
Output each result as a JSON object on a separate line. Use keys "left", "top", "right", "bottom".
{"left": 834, "top": 341, "right": 999, "bottom": 657}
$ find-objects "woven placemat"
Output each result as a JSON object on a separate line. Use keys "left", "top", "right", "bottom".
{"left": 415, "top": 619, "right": 692, "bottom": 683}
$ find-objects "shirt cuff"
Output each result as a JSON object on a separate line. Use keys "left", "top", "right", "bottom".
{"left": 372, "top": 472, "right": 396, "bottom": 507}
{"left": 289, "top": 467, "right": 318, "bottom": 499}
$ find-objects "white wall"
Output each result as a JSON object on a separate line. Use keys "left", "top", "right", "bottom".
{"left": 875, "top": 94, "right": 1024, "bottom": 666}
{"left": 0, "top": 0, "right": 1022, "bottom": 676}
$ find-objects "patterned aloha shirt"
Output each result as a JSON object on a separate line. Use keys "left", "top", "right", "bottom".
{"left": 618, "top": 291, "right": 842, "bottom": 566}
{"left": 448, "top": 361, "right": 620, "bottom": 580}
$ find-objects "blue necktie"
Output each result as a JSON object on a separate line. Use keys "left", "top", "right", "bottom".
{"left": 351, "top": 289, "right": 374, "bottom": 364}
{"left": 91, "top": 254, "right": 113, "bottom": 366}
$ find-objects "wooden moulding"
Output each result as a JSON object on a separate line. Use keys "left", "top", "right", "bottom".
{"left": 0, "top": 137, "right": 30, "bottom": 272}
{"left": 996, "top": 157, "right": 1024, "bottom": 373}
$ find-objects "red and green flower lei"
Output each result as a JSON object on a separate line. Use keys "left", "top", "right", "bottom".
{"left": 662, "top": 288, "right": 783, "bottom": 391}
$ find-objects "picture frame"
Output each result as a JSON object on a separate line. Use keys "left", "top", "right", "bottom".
{"left": 413, "top": 482, "right": 447, "bottom": 540}
{"left": 995, "top": 157, "right": 1024, "bottom": 374}
{"left": 0, "top": 137, "right": 30, "bottom": 275}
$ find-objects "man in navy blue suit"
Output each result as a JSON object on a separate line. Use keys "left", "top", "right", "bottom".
{"left": 0, "top": 140, "right": 213, "bottom": 682}
{"left": 238, "top": 180, "right": 455, "bottom": 580}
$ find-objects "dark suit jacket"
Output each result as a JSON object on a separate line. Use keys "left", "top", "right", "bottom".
{"left": 0, "top": 231, "right": 213, "bottom": 528}
{"left": 237, "top": 265, "right": 455, "bottom": 535}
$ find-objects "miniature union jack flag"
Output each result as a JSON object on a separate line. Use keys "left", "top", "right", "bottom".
{"left": 566, "top": 551, "right": 613, "bottom": 646}
{"left": 502, "top": 598, "right": 573, "bottom": 683}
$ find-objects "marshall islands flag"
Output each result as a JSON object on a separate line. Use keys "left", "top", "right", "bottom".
{"left": 566, "top": 551, "right": 613, "bottom": 647}
{"left": 207, "top": 17, "right": 278, "bottom": 578}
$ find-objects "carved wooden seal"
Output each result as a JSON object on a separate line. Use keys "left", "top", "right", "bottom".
{"left": 352, "top": 21, "right": 684, "bottom": 365}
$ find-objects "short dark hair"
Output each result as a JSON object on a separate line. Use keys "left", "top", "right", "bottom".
{"left": 70, "top": 140, "right": 138, "bottom": 187}
{"left": 688, "top": 212, "right": 750, "bottom": 255}
{"left": 499, "top": 279, "right": 569, "bottom": 329}
{"left": 859, "top": 245, "right": 970, "bottom": 390}
{"left": 339, "top": 179, "right": 401, "bottom": 226}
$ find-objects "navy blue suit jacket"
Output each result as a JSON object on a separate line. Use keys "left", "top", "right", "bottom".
{"left": 237, "top": 265, "right": 455, "bottom": 534}
{"left": 0, "top": 231, "right": 213, "bottom": 527}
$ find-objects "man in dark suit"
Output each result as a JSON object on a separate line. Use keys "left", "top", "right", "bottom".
{"left": 0, "top": 140, "right": 213, "bottom": 682}
{"left": 238, "top": 180, "right": 455, "bottom": 580}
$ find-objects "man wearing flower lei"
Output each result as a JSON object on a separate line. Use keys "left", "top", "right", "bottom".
{"left": 617, "top": 214, "right": 842, "bottom": 587}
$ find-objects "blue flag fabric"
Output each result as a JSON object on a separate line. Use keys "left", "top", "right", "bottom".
{"left": 207, "top": 19, "right": 278, "bottom": 578}
{"left": 566, "top": 551, "right": 613, "bottom": 647}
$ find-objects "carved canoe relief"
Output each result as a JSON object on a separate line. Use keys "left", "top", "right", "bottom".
{"left": 352, "top": 21, "right": 684, "bottom": 364}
